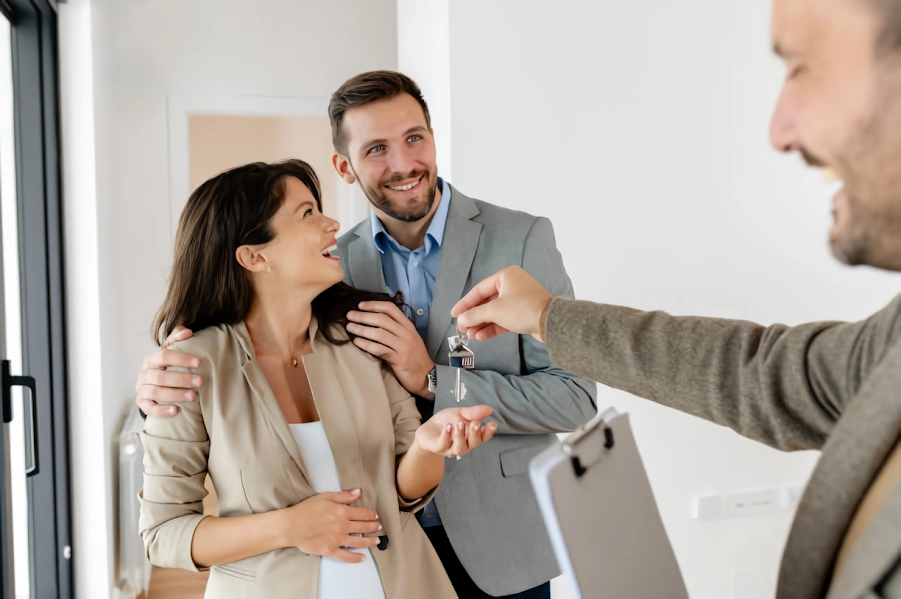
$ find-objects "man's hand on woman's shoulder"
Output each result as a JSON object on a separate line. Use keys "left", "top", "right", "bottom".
{"left": 135, "top": 326, "right": 203, "bottom": 418}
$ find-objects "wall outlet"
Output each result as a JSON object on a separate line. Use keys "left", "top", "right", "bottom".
{"left": 722, "top": 488, "right": 780, "bottom": 518}
{"left": 780, "top": 483, "right": 805, "bottom": 509}
{"left": 691, "top": 494, "right": 722, "bottom": 520}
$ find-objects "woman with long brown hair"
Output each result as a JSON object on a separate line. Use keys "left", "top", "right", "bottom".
{"left": 139, "top": 159, "right": 496, "bottom": 598}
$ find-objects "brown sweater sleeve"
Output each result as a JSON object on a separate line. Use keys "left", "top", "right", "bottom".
{"left": 543, "top": 295, "right": 901, "bottom": 451}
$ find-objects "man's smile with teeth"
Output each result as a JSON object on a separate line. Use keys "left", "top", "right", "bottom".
{"left": 386, "top": 175, "right": 423, "bottom": 191}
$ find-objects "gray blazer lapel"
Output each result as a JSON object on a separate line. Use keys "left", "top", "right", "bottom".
{"left": 346, "top": 229, "right": 390, "bottom": 294}
{"left": 778, "top": 340, "right": 901, "bottom": 599}
{"left": 426, "top": 188, "right": 482, "bottom": 360}
{"left": 827, "top": 483, "right": 901, "bottom": 599}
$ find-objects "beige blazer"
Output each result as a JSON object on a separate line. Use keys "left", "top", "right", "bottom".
{"left": 138, "top": 317, "right": 457, "bottom": 599}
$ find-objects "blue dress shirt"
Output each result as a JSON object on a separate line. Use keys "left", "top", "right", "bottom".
{"left": 371, "top": 177, "right": 451, "bottom": 527}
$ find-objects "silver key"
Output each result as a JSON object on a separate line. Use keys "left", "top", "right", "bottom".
{"left": 447, "top": 332, "right": 475, "bottom": 403}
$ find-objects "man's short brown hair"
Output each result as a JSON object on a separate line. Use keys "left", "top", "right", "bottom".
{"left": 328, "top": 71, "right": 431, "bottom": 156}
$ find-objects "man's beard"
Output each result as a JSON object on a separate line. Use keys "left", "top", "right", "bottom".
{"left": 362, "top": 171, "right": 439, "bottom": 222}
{"left": 830, "top": 184, "right": 901, "bottom": 269}
{"left": 829, "top": 192, "right": 870, "bottom": 265}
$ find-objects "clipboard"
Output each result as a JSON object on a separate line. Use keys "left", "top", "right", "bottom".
{"left": 529, "top": 407, "right": 689, "bottom": 598}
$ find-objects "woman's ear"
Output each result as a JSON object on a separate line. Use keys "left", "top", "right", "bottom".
{"left": 236, "top": 245, "right": 268, "bottom": 273}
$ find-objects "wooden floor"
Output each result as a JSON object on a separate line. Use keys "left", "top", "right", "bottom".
{"left": 147, "top": 567, "right": 209, "bottom": 599}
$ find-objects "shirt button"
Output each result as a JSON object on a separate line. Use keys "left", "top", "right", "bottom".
{"left": 417, "top": 308, "right": 425, "bottom": 316}
{"left": 412, "top": 260, "right": 420, "bottom": 267}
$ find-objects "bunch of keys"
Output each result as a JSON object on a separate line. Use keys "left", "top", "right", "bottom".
{"left": 447, "top": 331, "right": 475, "bottom": 402}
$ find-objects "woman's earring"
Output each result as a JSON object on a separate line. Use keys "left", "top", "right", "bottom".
{"left": 267, "top": 266, "right": 271, "bottom": 274}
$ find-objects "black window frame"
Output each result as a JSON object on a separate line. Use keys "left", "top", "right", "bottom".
{"left": 0, "top": 0, "right": 71, "bottom": 597}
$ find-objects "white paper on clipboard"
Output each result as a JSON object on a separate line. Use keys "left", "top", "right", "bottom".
{"left": 529, "top": 408, "right": 688, "bottom": 599}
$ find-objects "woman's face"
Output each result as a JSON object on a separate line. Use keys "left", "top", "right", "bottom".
{"left": 254, "top": 176, "right": 344, "bottom": 293}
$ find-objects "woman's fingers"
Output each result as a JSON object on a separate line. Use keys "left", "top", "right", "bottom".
{"left": 465, "top": 421, "right": 484, "bottom": 451}
{"left": 341, "top": 534, "right": 382, "bottom": 550}
{"left": 481, "top": 421, "right": 498, "bottom": 443}
{"left": 329, "top": 548, "right": 369, "bottom": 563}
{"left": 433, "top": 422, "right": 453, "bottom": 453}
{"left": 448, "top": 420, "right": 468, "bottom": 457}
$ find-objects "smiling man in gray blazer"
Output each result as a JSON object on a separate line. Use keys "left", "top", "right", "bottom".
{"left": 327, "top": 71, "right": 597, "bottom": 598}
{"left": 449, "top": 1, "right": 901, "bottom": 598}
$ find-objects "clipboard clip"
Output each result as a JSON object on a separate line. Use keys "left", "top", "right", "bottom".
{"left": 562, "top": 407, "right": 618, "bottom": 478}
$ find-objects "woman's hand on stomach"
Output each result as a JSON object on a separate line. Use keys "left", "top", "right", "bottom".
{"left": 280, "top": 488, "right": 382, "bottom": 563}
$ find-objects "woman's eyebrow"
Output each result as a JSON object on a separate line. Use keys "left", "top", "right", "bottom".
{"left": 292, "top": 200, "right": 315, "bottom": 215}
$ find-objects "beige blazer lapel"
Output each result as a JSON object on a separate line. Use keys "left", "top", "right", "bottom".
{"left": 346, "top": 227, "right": 390, "bottom": 295}
{"left": 234, "top": 321, "right": 311, "bottom": 486}
{"left": 425, "top": 188, "right": 482, "bottom": 361}
{"left": 778, "top": 340, "right": 901, "bottom": 599}
{"left": 301, "top": 319, "right": 365, "bottom": 502}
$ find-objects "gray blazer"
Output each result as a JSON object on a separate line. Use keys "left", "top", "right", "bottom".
{"left": 335, "top": 187, "right": 598, "bottom": 595}
{"left": 544, "top": 294, "right": 901, "bottom": 599}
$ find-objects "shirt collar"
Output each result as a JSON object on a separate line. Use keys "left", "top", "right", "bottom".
{"left": 371, "top": 178, "right": 452, "bottom": 255}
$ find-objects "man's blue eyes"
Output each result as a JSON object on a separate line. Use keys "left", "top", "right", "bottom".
{"left": 368, "top": 136, "right": 422, "bottom": 154}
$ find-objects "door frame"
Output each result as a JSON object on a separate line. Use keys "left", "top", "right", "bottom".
{"left": 6, "top": 0, "right": 71, "bottom": 597}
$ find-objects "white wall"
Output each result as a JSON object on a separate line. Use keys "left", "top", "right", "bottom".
{"left": 444, "top": 1, "right": 901, "bottom": 598}
{"left": 397, "top": 0, "right": 452, "bottom": 181}
{"left": 58, "top": 1, "right": 398, "bottom": 596}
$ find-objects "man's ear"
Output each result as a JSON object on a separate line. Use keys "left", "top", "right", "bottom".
{"left": 332, "top": 153, "right": 356, "bottom": 185}
{"left": 236, "top": 245, "right": 267, "bottom": 273}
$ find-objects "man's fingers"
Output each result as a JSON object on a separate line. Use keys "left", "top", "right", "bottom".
{"left": 138, "top": 367, "right": 201, "bottom": 390}
{"left": 136, "top": 384, "right": 196, "bottom": 404}
{"left": 163, "top": 326, "right": 194, "bottom": 347}
{"left": 143, "top": 348, "right": 200, "bottom": 370}
{"left": 137, "top": 398, "right": 180, "bottom": 418}
{"left": 355, "top": 301, "right": 407, "bottom": 322}
{"left": 351, "top": 336, "right": 394, "bottom": 360}
{"left": 451, "top": 273, "right": 503, "bottom": 318}
{"left": 470, "top": 323, "right": 509, "bottom": 341}
{"left": 455, "top": 301, "right": 501, "bottom": 331}
{"left": 347, "top": 323, "right": 400, "bottom": 351}
{"left": 347, "top": 309, "right": 407, "bottom": 336}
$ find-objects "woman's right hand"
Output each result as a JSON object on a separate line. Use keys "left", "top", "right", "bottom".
{"left": 280, "top": 489, "right": 383, "bottom": 563}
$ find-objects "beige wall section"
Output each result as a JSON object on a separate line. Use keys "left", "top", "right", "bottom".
{"left": 188, "top": 115, "right": 338, "bottom": 218}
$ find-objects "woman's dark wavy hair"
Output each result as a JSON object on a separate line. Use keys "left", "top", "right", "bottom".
{"left": 152, "top": 159, "right": 402, "bottom": 346}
